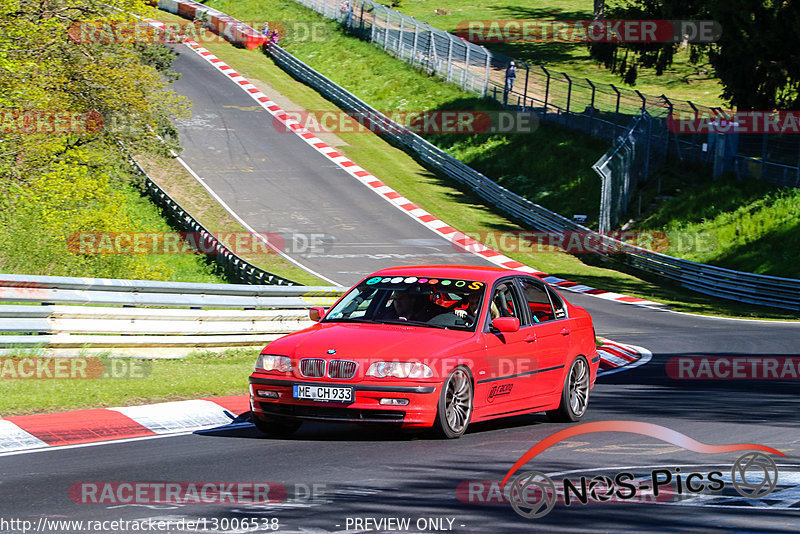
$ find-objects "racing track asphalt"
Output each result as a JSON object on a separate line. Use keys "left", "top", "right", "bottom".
{"left": 1, "top": 42, "right": 799, "bottom": 533}
{"left": 165, "top": 47, "right": 496, "bottom": 286}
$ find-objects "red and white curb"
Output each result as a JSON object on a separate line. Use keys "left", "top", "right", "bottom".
{"left": 0, "top": 343, "right": 648, "bottom": 453}
{"left": 0, "top": 395, "right": 250, "bottom": 454}
{"left": 149, "top": 16, "right": 664, "bottom": 310}
{"left": 597, "top": 338, "right": 652, "bottom": 376}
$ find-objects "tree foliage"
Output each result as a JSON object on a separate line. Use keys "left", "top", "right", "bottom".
{"left": 0, "top": 0, "right": 193, "bottom": 278}
{"left": 589, "top": 0, "right": 800, "bottom": 110}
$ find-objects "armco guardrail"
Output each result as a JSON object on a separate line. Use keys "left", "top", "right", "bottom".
{"left": 0, "top": 273, "right": 346, "bottom": 357}
{"left": 266, "top": 46, "right": 800, "bottom": 311}
{"left": 129, "top": 157, "right": 298, "bottom": 286}
{"left": 158, "top": 1, "right": 800, "bottom": 311}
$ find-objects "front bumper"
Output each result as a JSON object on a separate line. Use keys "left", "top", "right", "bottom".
{"left": 249, "top": 375, "right": 440, "bottom": 428}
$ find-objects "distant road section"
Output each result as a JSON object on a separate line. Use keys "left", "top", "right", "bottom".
{"left": 170, "top": 46, "right": 494, "bottom": 285}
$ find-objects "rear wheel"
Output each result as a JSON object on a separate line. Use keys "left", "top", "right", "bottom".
{"left": 251, "top": 414, "right": 302, "bottom": 437}
{"left": 547, "top": 356, "right": 590, "bottom": 422}
{"left": 434, "top": 366, "right": 473, "bottom": 438}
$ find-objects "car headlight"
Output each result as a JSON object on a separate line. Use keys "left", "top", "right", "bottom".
{"left": 366, "top": 361, "right": 433, "bottom": 379}
{"left": 255, "top": 354, "right": 292, "bottom": 373}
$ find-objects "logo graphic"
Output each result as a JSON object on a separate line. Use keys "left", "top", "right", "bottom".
{"left": 499, "top": 421, "right": 784, "bottom": 519}
{"left": 508, "top": 471, "right": 556, "bottom": 519}
{"left": 731, "top": 452, "right": 779, "bottom": 498}
{"left": 487, "top": 383, "right": 513, "bottom": 403}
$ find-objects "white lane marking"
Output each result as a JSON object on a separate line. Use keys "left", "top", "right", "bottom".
{"left": 0, "top": 423, "right": 254, "bottom": 458}
{"left": 170, "top": 153, "right": 340, "bottom": 286}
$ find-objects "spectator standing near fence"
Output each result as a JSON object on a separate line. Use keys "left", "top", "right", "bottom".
{"left": 504, "top": 61, "right": 517, "bottom": 104}
{"left": 262, "top": 21, "right": 269, "bottom": 36}
{"left": 270, "top": 29, "right": 280, "bottom": 44}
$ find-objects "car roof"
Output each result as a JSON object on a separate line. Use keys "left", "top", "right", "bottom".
{"left": 367, "top": 265, "right": 535, "bottom": 283}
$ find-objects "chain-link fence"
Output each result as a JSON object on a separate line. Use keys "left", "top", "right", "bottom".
{"left": 593, "top": 113, "right": 669, "bottom": 233}
{"left": 294, "top": 0, "right": 800, "bottom": 223}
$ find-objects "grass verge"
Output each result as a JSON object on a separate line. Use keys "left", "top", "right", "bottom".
{"left": 393, "top": 0, "right": 725, "bottom": 107}
{"left": 136, "top": 153, "right": 327, "bottom": 285}
{"left": 0, "top": 350, "right": 256, "bottom": 416}
{"left": 155, "top": 11, "right": 796, "bottom": 320}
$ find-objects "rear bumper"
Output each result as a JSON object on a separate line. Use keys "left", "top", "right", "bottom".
{"left": 248, "top": 375, "right": 440, "bottom": 428}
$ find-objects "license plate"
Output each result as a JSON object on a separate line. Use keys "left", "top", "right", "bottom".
{"left": 293, "top": 384, "right": 354, "bottom": 403}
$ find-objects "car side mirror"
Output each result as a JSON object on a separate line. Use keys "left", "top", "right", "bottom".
{"left": 491, "top": 317, "right": 520, "bottom": 333}
{"left": 309, "top": 306, "right": 326, "bottom": 322}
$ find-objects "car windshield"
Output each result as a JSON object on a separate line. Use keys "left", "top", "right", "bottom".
{"left": 323, "top": 275, "right": 486, "bottom": 331}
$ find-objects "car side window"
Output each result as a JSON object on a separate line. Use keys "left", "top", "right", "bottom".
{"left": 489, "top": 280, "right": 527, "bottom": 327}
{"left": 519, "top": 278, "right": 556, "bottom": 323}
{"left": 546, "top": 285, "right": 567, "bottom": 319}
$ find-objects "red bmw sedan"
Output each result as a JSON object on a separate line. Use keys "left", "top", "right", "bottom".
{"left": 249, "top": 265, "right": 599, "bottom": 438}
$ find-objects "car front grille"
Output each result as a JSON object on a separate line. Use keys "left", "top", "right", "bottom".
{"left": 328, "top": 360, "right": 357, "bottom": 379}
{"left": 299, "top": 358, "right": 326, "bottom": 377}
{"left": 259, "top": 402, "right": 405, "bottom": 423}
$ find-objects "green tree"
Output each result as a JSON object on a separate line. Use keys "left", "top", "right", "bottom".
{"left": 589, "top": 0, "right": 800, "bottom": 110}
{"left": 0, "top": 0, "right": 192, "bottom": 278}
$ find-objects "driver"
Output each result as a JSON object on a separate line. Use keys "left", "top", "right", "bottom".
{"left": 454, "top": 291, "right": 481, "bottom": 320}
{"left": 383, "top": 287, "right": 443, "bottom": 322}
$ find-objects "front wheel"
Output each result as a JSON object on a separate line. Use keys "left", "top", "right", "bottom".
{"left": 251, "top": 414, "right": 302, "bottom": 437}
{"left": 434, "top": 366, "right": 473, "bottom": 439}
{"left": 547, "top": 356, "right": 590, "bottom": 423}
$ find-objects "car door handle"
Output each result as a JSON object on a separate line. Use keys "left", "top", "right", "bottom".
{"left": 560, "top": 328, "right": 570, "bottom": 336}
{"left": 524, "top": 334, "right": 536, "bottom": 342}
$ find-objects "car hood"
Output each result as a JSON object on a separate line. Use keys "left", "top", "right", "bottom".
{"left": 268, "top": 322, "right": 478, "bottom": 362}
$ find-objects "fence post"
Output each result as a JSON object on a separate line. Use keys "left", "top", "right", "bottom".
{"left": 586, "top": 78, "right": 595, "bottom": 132}
{"left": 371, "top": 2, "right": 376, "bottom": 42}
{"left": 446, "top": 34, "right": 453, "bottom": 82}
{"left": 610, "top": 83, "right": 621, "bottom": 115}
{"left": 541, "top": 66, "right": 550, "bottom": 112}
{"left": 412, "top": 20, "right": 419, "bottom": 65}
{"left": 634, "top": 90, "right": 646, "bottom": 112}
{"left": 384, "top": 8, "right": 390, "bottom": 50}
{"left": 761, "top": 133, "right": 769, "bottom": 180}
{"left": 563, "top": 73, "right": 572, "bottom": 113}
{"left": 464, "top": 44, "right": 471, "bottom": 92}
{"left": 659, "top": 95, "right": 673, "bottom": 193}
{"left": 484, "top": 52, "right": 490, "bottom": 97}
{"left": 522, "top": 63, "right": 529, "bottom": 109}
{"left": 399, "top": 15, "right": 405, "bottom": 58}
